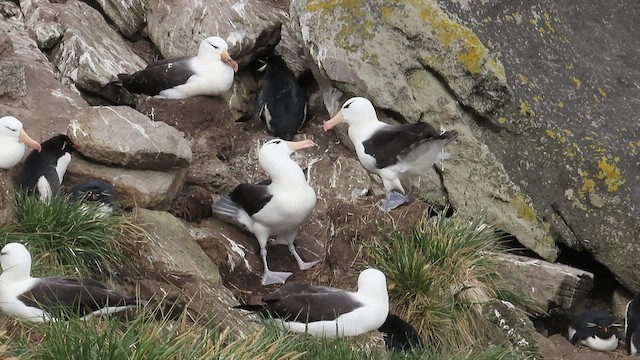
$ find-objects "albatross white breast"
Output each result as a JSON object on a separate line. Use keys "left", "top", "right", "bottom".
{"left": 322, "top": 97, "right": 459, "bottom": 212}
{"left": 0, "top": 243, "right": 141, "bottom": 322}
{"left": 0, "top": 116, "right": 41, "bottom": 170}
{"left": 235, "top": 268, "right": 389, "bottom": 337}
{"left": 211, "top": 139, "right": 318, "bottom": 286}
{"left": 114, "top": 36, "right": 239, "bottom": 99}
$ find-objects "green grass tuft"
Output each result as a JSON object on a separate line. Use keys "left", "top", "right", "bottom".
{"left": 370, "top": 208, "right": 510, "bottom": 350}
{"left": 0, "top": 193, "right": 131, "bottom": 278}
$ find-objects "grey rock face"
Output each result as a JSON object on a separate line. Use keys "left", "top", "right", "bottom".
{"left": 308, "top": 156, "right": 371, "bottom": 203}
{"left": 21, "top": 0, "right": 146, "bottom": 95}
{"left": 133, "top": 208, "right": 221, "bottom": 283}
{"left": 146, "top": 0, "right": 287, "bottom": 68}
{"left": 65, "top": 157, "right": 188, "bottom": 210}
{"left": 67, "top": 106, "right": 192, "bottom": 170}
{"left": 441, "top": 0, "right": 640, "bottom": 291}
{"left": 94, "top": 0, "right": 148, "bottom": 40}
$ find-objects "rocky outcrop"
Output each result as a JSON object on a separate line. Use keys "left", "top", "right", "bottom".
{"left": 133, "top": 208, "right": 221, "bottom": 283}
{"left": 481, "top": 300, "right": 541, "bottom": 359}
{"left": 146, "top": 0, "right": 287, "bottom": 68}
{"left": 68, "top": 106, "right": 192, "bottom": 170}
{"left": 441, "top": 0, "right": 640, "bottom": 291}
{"left": 20, "top": 0, "right": 146, "bottom": 96}
{"left": 65, "top": 157, "right": 188, "bottom": 210}
{"left": 94, "top": 0, "right": 148, "bottom": 40}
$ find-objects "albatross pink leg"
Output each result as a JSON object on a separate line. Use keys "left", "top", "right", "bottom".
{"left": 260, "top": 248, "right": 293, "bottom": 286}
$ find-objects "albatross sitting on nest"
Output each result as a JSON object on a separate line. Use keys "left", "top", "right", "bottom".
{"left": 234, "top": 268, "right": 389, "bottom": 337}
{"left": 112, "top": 36, "right": 239, "bottom": 100}
{"left": 0, "top": 116, "right": 41, "bottom": 170}
{"left": 212, "top": 139, "right": 319, "bottom": 286}
{"left": 0, "top": 243, "right": 142, "bottom": 322}
{"left": 323, "top": 97, "right": 459, "bottom": 212}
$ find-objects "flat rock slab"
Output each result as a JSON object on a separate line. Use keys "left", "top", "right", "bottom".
{"left": 494, "top": 253, "right": 593, "bottom": 315}
{"left": 132, "top": 208, "right": 221, "bottom": 283}
{"left": 68, "top": 106, "right": 192, "bottom": 170}
{"left": 65, "top": 156, "right": 187, "bottom": 210}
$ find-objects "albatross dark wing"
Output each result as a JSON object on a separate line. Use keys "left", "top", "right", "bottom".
{"left": 118, "top": 56, "right": 194, "bottom": 96}
{"left": 363, "top": 123, "right": 454, "bottom": 169}
{"left": 627, "top": 296, "right": 640, "bottom": 354}
{"left": 18, "top": 277, "right": 137, "bottom": 318}
{"left": 229, "top": 183, "right": 273, "bottom": 216}
{"left": 238, "top": 282, "right": 363, "bottom": 322}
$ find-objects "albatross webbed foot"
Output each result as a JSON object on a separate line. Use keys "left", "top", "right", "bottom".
{"left": 261, "top": 270, "right": 293, "bottom": 286}
{"left": 378, "top": 191, "right": 410, "bottom": 212}
{"left": 288, "top": 243, "right": 320, "bottom": 271}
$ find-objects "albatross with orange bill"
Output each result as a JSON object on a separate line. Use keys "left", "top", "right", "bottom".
{"left": 112, "top": 36, "right": 239, "bottom": 99}
{"left": 0, "top": 116, "right": 41, "bottom": 170}
{"left": 323, "top": 97, "right": 458, "bottom": 212}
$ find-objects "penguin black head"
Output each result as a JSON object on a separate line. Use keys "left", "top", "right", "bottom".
{"left": 71, "top": 179, "right": 119, "bottom": 206}
{"left": 41, "top": 134, "right": 79, "bottom": 155}
{"left": 377, "top": 314, "right": 423, "bottom": 352}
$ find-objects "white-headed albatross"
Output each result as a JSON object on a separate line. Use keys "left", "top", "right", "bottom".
{"left": 114, "top": 36, "right": 239, "bottom": 99}
{"left": 212, "top": 139, "right": 319, "bottom": 286}
{"left": 235, "top": 268, "right": 389, "bottom": 337}
{"left": 323, "top": 97, "right": 459, "bottom": 212}
{"left": 0, "top": 116, "right": 41, "bottom": 170}
{"left": 0, "top": 243, "right": 141, "bottom": 322}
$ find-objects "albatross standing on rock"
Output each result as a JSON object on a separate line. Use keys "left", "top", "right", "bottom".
{"left": 113, "top": 36, "right": 239, "bottom": 99}
{"left": 323, "top": 97, "right": 459, "bottom": 212}
{"left": 0, "top": 243, "right": 141, "bottom": 322}
{"left": 0, "top": 116, "right": 41, "bottom": 170}
{"left": 211, "top": 139, "right": 319, "bottom": 286}
{"left": 234, "top": 268, "right": 389, "bottom": 337}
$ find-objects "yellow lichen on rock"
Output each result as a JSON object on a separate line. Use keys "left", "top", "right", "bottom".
{"left": 596, "top": 156, "right": 623, "bottom": 192}
{"left": 509, "top": 194, "right": 537, "bottom": 222}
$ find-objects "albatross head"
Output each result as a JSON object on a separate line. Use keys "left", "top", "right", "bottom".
{"left": 0, "top": 116, "right": 42, "bottom": 153}
{"left": 199, "top": 36, "right": 239, "bottom": 72}
{"left": 322, "top": 97, "right": 378, "bottom": 131}
{"left": 0, "top": 243, "right": 32, "bottom": 280}
{"left": 258, "top": 138, "right": 315, "bottom": 175}
{"left": 357, "top": 268, "right": 389, "bottom": 301}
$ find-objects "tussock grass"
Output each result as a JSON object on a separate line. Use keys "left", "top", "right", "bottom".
{"left": 371, "top": 208, "right": 510, "bottom": 350}
{"left": 0, "top": 193, "right": 135, "bottom": 278}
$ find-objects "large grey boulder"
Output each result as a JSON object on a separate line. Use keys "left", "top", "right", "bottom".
{"left": 94, "top": 0, "right": 148, "bottom": 40}
{"left": 0, "top": 4, "right": 86, "bottom": 139}
{"left": 67, "top": 106, "right": 192, "bottom": 170}
{"left": 291, "top": 0, "right": 511, "bottom": 122}
{"left": 146, "top": 0, "right": 287, "bottom": 68}
{"left": 132, "top": 208, "right": 221, "bottom": 283}
{"left": 65, "top": 157, "right": 188, "bottom": 210}
{"left": 20, "top": 0, "right": 146, "bottom": 96}
{"left": 441, "top": 0, "right": 640, "bottom": 291}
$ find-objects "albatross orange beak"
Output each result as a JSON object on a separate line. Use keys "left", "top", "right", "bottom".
{"left": 18, "top": 130, "right": 41, "bottom": 152}
{"left": 322, "top": 110, "right": 344, "bottom": 131}
{"left": 287, "top": 139, "right": 315, "bottom": 151}
{"left": 221, "top": 50, "right": 239, "bottom": 72}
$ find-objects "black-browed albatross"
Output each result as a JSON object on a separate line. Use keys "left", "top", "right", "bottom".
{"left": 113, "top": 36, "right": 239, "bottom": 99}
{"left": 0, "top": 116, "right": 41, "bottom": 170}
{"left": 212, "top": 138, "right": 319, "bottom": 286}
{"left": 323, "top": 97, "right": 459, "bottom": 212}
{"left": 234, "top": 268, "right": 389, "bottom": 337}
{"left": 0, "top": 242, "right": 141, "bottom": 322}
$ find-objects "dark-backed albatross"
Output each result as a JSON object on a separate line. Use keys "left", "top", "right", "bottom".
{"left": 234, "top": 268, "right": 389, "bottom": 337}
{"left": 114, "top": 36, "right": 239, "bottom": 99}
{"left": 0, "top": 116, "right": 41, "bottom": 170}
{"left": 212, "top": 139, "right": 319, "bottom": 286}
{"left": 0, "top": 243, "right": 141, "bottom": 322}
{"left": 323, "top": 97, "right": 459, "bottom": 212}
